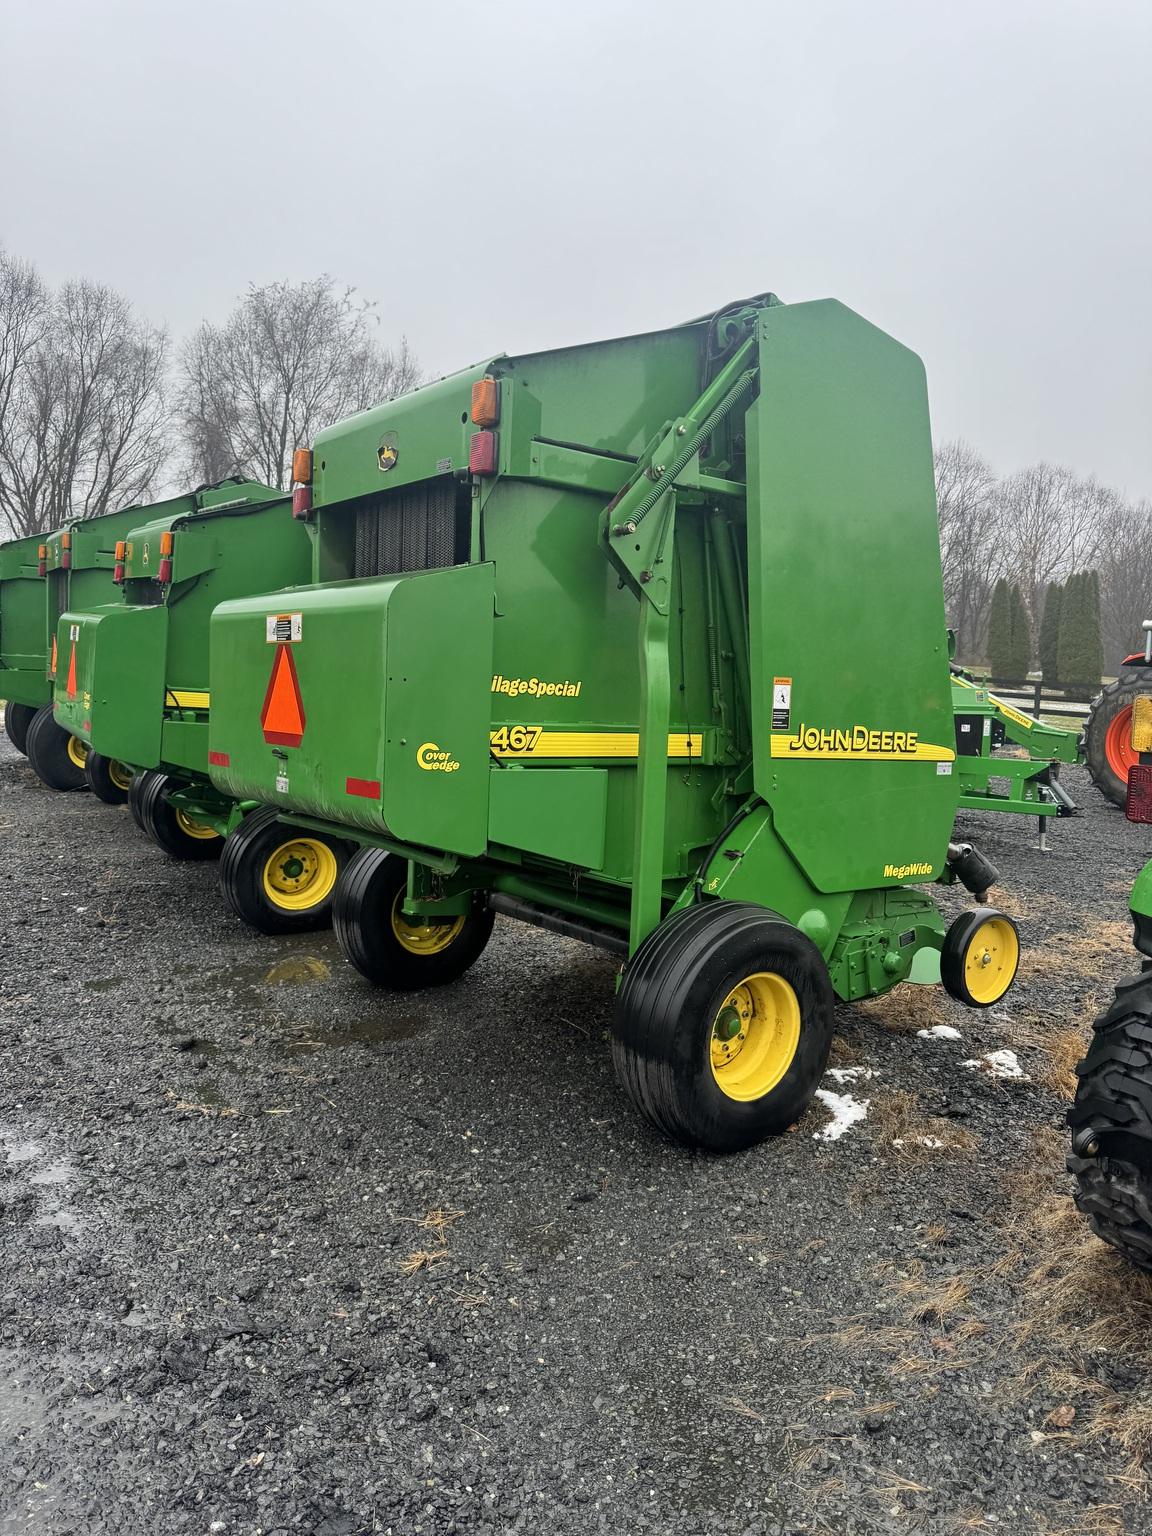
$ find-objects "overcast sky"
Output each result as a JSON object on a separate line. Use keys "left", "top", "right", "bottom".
{"left": 3, "top": 0, "right": 1150, "bottom": 497}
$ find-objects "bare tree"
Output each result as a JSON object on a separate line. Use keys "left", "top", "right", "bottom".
{"left": 0, "top": 255, "right": 169, "bottom": 538}
{"left": 1097, "top": 498, "right": 1152, "bottom": 668}
{"left": 175, "top": 277, "right": 421, "bottom": 490}
{"left": 934, "top": 439, "right": 1002, "bottom": 660}
{"left": 994, "top": 462, "right": 1110, "bottom": 638}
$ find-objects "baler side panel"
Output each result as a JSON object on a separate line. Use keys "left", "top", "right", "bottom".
{"left": 748, "top": 300, "right": 957, "bottom": 893}
{"left": 53, "top": 604, "right": 167, "bottom": 764}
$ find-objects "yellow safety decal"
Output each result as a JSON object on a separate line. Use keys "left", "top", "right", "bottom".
{"left": 167, "top": 690, "right": 211, "bottom": 710}
{"left": 952, "top": 675, "right": 974, "bottom": 689}
{"left": 490, "top": 730, "right": 703, "bottom": 760}
{"left": 988, "top": 694, "right": 1033, "bottom": 730}
{"left": 770, "top": 724, "right": 955, "bottom": 762}
{"left": 1132, "top": 696, "right": 1152, "bottom": 754}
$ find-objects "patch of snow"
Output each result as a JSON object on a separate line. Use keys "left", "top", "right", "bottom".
{"left": 916, "top": 1025, "right": 962, "bottom": 1041}
{"left": 962, "top": 1048, "right": 1028, "bottom": 1081}
{"left": 824, "top": 1066, "right": 874, "bottom": 1084}
{"left": 813, "top": 1089, "right": 869, "bottom": 1142}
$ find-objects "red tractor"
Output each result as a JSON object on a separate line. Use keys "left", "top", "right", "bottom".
{"left": 1084, "top": 622, "right": 1152, "bottom": 806}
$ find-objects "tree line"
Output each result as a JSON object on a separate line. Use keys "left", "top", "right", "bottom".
{"left": 3, "top": 241, "right": 1149, "bottom": 680}
{"left": 0, "top": 246, "right": 419, "bottom": 539}
{"left": 936, "top": 440, "right": 1152, "bottom": 677}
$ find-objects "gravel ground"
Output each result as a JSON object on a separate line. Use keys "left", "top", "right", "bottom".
{"left": 2, "top": 733, "right": 1151, "bottom": 1535}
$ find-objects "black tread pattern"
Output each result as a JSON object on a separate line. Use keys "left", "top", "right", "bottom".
{"left": 333, "top": 848, "right": 494, "bottom": 990}
{"left": 3, "top": 701, "right": 35, "bottom": 756}
{"left": 1068, "top": 969, "right": 1152, "bottom": 1272}
{"left": 1085, "top": 671, "right": 1151, "bottom": 808}
{"left": 85, "top": 752, "right": 131, "bottom": 805}
{"left": 219, "top": 808, "right": 345, "bottom": 935}
{"left": 24, "top": 705, "right": 86, "bottom": 792}
{"left": 139, "top": 771, "right": 221, "bottom": 861}
{"left": 611, "top": 901, "right": 835, "bottom": 1153}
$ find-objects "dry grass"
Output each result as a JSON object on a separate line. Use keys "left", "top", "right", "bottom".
{"left": 1033, "top": 1025, "right": 1094, "bottom": 1101}
{"left": 869, "top": 1089, "right": 978, "bottom": 1159}
{"left": 400, "top": 1248, "right": 451, "bottom": 1275}
{"left": 897, "top": 1269, "right": 972, "bottom": 1324}
{"left": 1019, "top": 918, "right": 1133, "bottom": 980}
{"left": 1002, "top": 1131, "right": 1152, "bottom": 1475}
{"left": 856, "top": 987, "right": 952, "bottom": 1035}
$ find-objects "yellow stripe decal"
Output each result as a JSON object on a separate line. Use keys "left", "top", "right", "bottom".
{"left": 770, "top": 736, "right": 955, "bottom": 762}
{"left": 168, "top": 690, "right": 211, "bottom": 709}
{"left": 491, "top": 731, "right": 703, "bottom": 760}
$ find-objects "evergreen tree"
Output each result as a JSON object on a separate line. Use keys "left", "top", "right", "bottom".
{"left": 1058, "top": 570, "right": 1104, "bottom": 695}
{"left": 986, "top": 578, "right": 1014, "bottom": 678}
{"left": 1007, "top": 584, "right": 1032, "bottom": 678}
{"left": 1038, "top": 580, "right": 1063, "bottom": 685}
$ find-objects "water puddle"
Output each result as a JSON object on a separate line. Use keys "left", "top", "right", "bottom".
{"left": 29, "top": 1161, "right": 71, "bottom": 1187}
{"left": 84, "top": 976, "right": 123, "bottom": 993}
{"left": 274, "top": 1012, "right": 425, "bottom": 1055}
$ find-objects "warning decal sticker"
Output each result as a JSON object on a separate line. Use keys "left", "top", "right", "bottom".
{"left": 772, "top": 676, "right": 792, "bottom": 731}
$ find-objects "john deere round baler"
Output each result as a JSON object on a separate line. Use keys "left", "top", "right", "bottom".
{"left": 50, "top": 481, "right": 349, "bottom": 932}
{"left": 0, "top": 532, "right": 52, "bottom": 756}
{"left": 205, "top": 294, "right": 1020, "bottom": 1150}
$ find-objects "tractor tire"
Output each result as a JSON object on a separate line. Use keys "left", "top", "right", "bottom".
{"left": 220, "top": 807, "right": 349, "bottom": 935}
{"left": 138, "top": 771, "right": 222, "bottom": 860}
{"left": 611, "top": 901, "right": 834, "bottom": 1153}
{"left": 333, "top": 847, "right": 494, "bottom": 989}
{"left": 1085, "top": 670, "right": 1152, "bottom": 808}
{"left": 940, "top": 907, "right": 1020, "bottom": 1008}
{"left": 3, "top": 701, "right": 36, "bottom": 756}
{"left": 24, "top": 706, "right": 89, "bottom": 791}
{"left": 85, "top": 751, "right": 134, "bottom": 805}
{"left": 127, "top": 769, "right": 153, "bottom": 831}
{"left": 1068, "top": 971, "right": 1152, "bottom": 1272}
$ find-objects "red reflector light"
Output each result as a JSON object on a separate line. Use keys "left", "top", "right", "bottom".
{"left": 1126, "top": 764, "right": 1152, "bottom": 823}
{"left": 208, "top": 750, "right": 230, "bottom": 768}
{"left": 37, "top": 558, "right": 46, "bottom": 577}
{"left": 61, "top": 549, "right": 71, "bottom": 570}
{"left": 157, "top": 556, "right": 173, "bottom": 584}
{"left": 346, "top": 776, "right": 381, "bottom": 799}
{"left": 469, "top": 430, "right": 499, "bottom": 476}
{"left": 113, "top": 561, "right": 125, "bottom": 583}
{"left": 292, "top": 484, "right": 313, "bottom": 520}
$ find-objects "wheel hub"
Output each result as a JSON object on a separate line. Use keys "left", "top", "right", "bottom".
{"left": 709, "top": 973, "right": 800, "bottom": 1101}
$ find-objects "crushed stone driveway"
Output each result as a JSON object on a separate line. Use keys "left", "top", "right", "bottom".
{"left": 1, "top": 735, "right": 1150, "bottom": 1534}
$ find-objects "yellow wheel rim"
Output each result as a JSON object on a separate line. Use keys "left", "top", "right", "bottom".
{"left": 390, "top": 890, "right": 465, "bottom": 956}
{"left": 174, "top": 808, "right": 219, "bottom": 841}
{"left": 261, "top": 837, "right": 339, "bottom": 912}
{"left": 709, "top": 971, "right": 802, "bottom": 1102}
{"left": 67, "top": 736, "right": 89, "bottom": 769}
{"left": 962, "top": 917, "right": 1019, "bottom": 1004}
{"left": 109, "top": 760, "right": 133, "bottom": 791}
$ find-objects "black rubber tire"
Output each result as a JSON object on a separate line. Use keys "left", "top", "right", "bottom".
{"left": 333, "top": 847, "right": 494, "bottom": 989}
{"left": 3, "top": 701, "right": 36, "bottom": 755}
{"left": 220, "top": 807, "right": 350, "bottom": 935}
{"left": 127, "top": 770, "right": 154, "bottom": 831}
{"left": 85, "top": 751, "right": 133, "bottom": 805}
{"left": 24, "top": 705, "right": 88, "bottom": 791}
{"left": 939, "top": 907, "right": 1020, "bottom": 1008}
{"left": 1085, "top": 669, "right": 1152, "bottom": 808}
{"left": 1068, "top": 971, "right": 1152, "bottom": 1272}
{"left": 138, "top": 771, "right": 222, "bottom": 861}
{"left": 611, "top": 901, "right": 835, "bottom": 1153}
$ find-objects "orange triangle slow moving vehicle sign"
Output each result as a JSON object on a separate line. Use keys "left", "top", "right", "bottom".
{"left": 260, "top": 644, "right": 306, "bottom": 747}
{"left": 65, "top": 640, "right": 78, "bottom": 699}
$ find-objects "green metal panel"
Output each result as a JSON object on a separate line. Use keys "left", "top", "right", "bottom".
{"left": 53, "top": 605, "right": 166, "bottom": 764}
{"left": 0, "top": 534, "right": 50, "bottom": 709}
{"left": 54, "top": 486, "right": 300, "bottom": 778}
{"left": 488, "top": 766, "right": 608, "bottom": 868}
{"left": 746, "top": 300, "right": 957, "bottom": 893}
{"left": 209, "top": 563, "right": 495, "bottom": 855}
